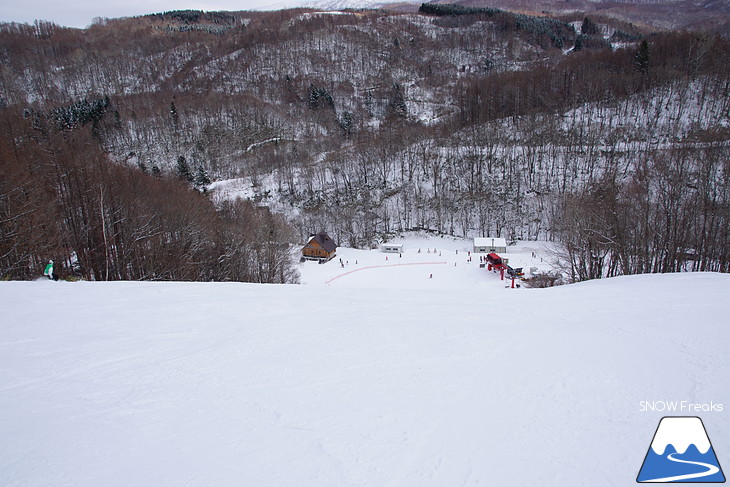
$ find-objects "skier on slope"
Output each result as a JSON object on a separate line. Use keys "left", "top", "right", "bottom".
{"left": 43, "top": 260, "right": 57, "bottom": 281}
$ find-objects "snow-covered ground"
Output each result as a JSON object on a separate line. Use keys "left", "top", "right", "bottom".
{"left": 1, "top": 237, "right": 728, "bottom": 486}
{"left": 300, "top": 236, "right": 552, "bottom": 289}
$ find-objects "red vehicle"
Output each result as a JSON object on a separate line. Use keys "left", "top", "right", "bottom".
{"left": 486, "top": 253, "right": 507, "bottom": 270}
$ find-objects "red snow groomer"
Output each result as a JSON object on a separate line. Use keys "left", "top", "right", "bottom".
{"left": 486, "top": 252, "right": 508, "bottom": 280}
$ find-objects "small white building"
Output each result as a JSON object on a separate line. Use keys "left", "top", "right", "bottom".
{"left": 381, "top": 243, "right": 404, "bottom": 253}
{"left": 473, "top": 237, "right": 507, "bottom": 254}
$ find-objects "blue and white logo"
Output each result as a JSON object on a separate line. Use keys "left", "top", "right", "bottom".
{"left": 637, "top": 416, "right": 725, "bottom": 483}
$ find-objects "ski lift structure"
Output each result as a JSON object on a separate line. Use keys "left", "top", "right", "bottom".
{"left": 486, "top": 253, "right": 507, "bottom": 278}
{"left": 485, "top": 252, "right": 523, "bottom": 288}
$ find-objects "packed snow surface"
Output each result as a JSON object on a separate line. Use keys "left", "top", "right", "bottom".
{"left": 1, "top": 238, "right": 728, "bottom": 486}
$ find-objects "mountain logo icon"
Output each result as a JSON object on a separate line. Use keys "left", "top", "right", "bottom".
{"left": 637, "top": 416, "right": 726, "bottom": 483}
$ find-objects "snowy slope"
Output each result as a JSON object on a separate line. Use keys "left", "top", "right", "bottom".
{"left": 299, "top": 236, "right": 553, "bottom": 289}
{"left": 1, "top": 249, "right": 728, "bottom": 486}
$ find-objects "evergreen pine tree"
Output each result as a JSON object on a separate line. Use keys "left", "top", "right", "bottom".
{"left": 339, "top": 111, "right": 353, "bottom": 136}
{"left": 194, "top": 165, "right": 211, "bottom": 189}
{"left": 388, "top": 83, "right": 407, "bottom": 118}
{"left": 581, "top": 17, "right": 599, "bottom": 36}
{"left": 308, "top": 84, "right": 334, "bottom": 110}
{"left": 176, "top": 155, "right": 193, "bottom": 183}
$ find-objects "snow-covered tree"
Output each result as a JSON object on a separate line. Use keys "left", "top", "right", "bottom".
{"left": 176, "top": 156, "right": 193, "bottom": 183}
{"left": 194, "top": 165, "right": 211, "bottom": 190}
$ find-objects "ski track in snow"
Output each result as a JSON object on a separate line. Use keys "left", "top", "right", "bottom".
{"left": 324, "top": 261, "right": 447, "bottom": 285}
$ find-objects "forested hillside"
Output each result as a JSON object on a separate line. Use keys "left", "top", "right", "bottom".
{"left": 1, "top": 4, "right": 728, "bottom": 281}
{"left": 424, "top": 0, "right": 730, "bottom": 35}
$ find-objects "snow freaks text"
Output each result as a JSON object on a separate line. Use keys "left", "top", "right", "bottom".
{"left": 640, "top": 401, "right": 724, "bottom": 413}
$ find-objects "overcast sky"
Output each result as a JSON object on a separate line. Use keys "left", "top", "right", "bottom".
{"left": 0, "top": 0, "right": 302, "bottom": 29}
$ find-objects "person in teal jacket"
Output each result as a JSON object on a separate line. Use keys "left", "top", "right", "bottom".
{"left": 43, "top": 260, "right": 56, "bottom": 281}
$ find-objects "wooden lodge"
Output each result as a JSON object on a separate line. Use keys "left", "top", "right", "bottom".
{"left": 302, "top": 232, "right": 337, "bottom": 262}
